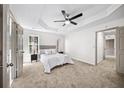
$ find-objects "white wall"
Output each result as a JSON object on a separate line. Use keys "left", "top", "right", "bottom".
{"left": 23, "top": 29, "right": 65, "bottom": 63}
{"left": 65, "top": 29, "right": 95, "bottom": 65}
{"left": 65, "top": 18, "right": 124, "bottom": 65}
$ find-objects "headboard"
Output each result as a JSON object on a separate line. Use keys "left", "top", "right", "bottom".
{"left": 39, "top": 45, "right": 57, "bottom": 54}
{"left": 40, "top": 45, "right": 56, "bottom": 49}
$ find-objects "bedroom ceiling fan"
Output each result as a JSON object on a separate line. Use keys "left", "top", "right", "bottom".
{"left": 54, "top": 10, "right": 83, "bottom": 26}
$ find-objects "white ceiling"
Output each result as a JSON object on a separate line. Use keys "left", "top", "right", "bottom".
{"left": 10, "top": 4, "right": 122, "bottom": 34}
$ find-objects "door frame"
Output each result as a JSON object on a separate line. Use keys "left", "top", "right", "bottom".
{"left": 95, "top": 27, "right": 118, "bottom": 65}
{"left": 116, "top": 26, "right": 124, "bottom": 73}
{"left": 2, "top": 4, "right": 10, "bottom": 88}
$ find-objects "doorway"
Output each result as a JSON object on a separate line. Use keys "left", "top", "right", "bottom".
{"left": 6, "top": 12, "right": 18, "bottom": 87}
{"left": 6, "top": 13, "right": 24, "bottom": 87}
{"left": 96, "top": 27, "right": 124, "bottom": 74}
{"left": 104, "top": 31, "right": 116, "bottom": 59}
{"left": 96, "top": 28, "right": 116, "bottom": 65}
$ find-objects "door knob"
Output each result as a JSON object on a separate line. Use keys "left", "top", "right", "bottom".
{"left": 7, "top": 63, "right": 14, "bottom": 67}
{"left": 9, "top": 63, "right": 14, "bottom": 66}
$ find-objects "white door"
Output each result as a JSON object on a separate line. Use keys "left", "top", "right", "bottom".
{"left": 116, "top": 27, "right": 124, "bottom": 73}
{"left": 2, "top": 4, "right": 17, "bottom": 88}
{"left": 11, "top": 20, "right": 18, "bottom": 80}
{"left": 2, "top": 4, "right": 13, "bottom": 88}
{"left": 5, "top": 14, "right": 16, "bottom": 88}
{"left": 8, "top": 16, "right": 15, "bottom": 86}
{"left": 15, "top": 24, "right": 23, "bottom": 77}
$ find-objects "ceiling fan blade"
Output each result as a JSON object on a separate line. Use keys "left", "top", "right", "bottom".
{"left": 70, "top": 21, "right": 77, "bottom": 25}
{"left": 61, "top": 10, "right": 67, "bottom": 19}
{"left": 70, "top": 13, "right": 83, "bottom": 20}
{"left": 54, "top": 20, "right": 65, "bottom": 22}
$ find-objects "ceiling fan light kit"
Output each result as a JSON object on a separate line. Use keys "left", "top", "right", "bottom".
{"left": 54, "top": 10, "right": 83, "bottom": 26}
{"left": 65, "top": 20, "right": 70, "bottom": 24}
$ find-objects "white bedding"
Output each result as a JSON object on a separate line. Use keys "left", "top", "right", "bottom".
{"left": 40, "top": 53, "right": 74, "bottom": 73}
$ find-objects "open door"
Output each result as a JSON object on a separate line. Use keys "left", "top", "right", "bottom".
{"left": 14, "top": 23, "right": 23, "bottom": 77}
{"left": 0, "top": 4, "right": 23, "bottom": 88}
{"left": 5, "top": 8, "right": 17, "bottom": 87}
{"left": 1, "top": 4, "right": 13, "bottom": 88}
{"left": 116, "top": 27, "right": 124, "bottom": 73}
{"left": 8, "top": 14, "right": 16, "bottom": 86}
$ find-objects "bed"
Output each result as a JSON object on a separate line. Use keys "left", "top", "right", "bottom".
{"left": 39, "top": 45, "right": 74, "bottom": 73}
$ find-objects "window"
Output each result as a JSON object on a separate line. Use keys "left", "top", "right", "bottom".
{"left": 29, "top": 36, "right": 38, "bottom": 54}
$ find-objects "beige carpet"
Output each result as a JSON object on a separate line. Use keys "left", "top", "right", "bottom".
{"left": 11, "top": 58, "right": 124, "bottom": 88}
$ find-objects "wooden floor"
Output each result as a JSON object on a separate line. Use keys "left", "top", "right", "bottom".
{"left": 12, "top": 58, "right": 124, "bottom": 88}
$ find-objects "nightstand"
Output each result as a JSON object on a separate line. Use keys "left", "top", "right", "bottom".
{"left": 31, "top": 54, "right": 37, "bottom": 62}
{"left": 58, "top": 51, "right": 64, "bottom": 54}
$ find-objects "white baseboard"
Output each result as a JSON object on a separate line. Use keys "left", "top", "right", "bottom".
{"left": 71, "top": 57, "right": 95, "bottom": 65}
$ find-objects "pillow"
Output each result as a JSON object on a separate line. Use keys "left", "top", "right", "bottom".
{"left": 40, "top": 50, "right": 45, "bottom": 54}
{"left": 51, "top": 49, "right": 57, "bottom": 54}
{"left": 45, "top": 49, "right": 52, "bottom": 55}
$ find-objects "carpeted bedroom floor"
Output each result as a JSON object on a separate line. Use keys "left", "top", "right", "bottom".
{"left": 11, "top": 58, "right": 124, "bottom": 88}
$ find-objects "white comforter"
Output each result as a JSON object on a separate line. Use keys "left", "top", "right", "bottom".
{"left": 40, "top": 53, "right": 74, "bottom": 73}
